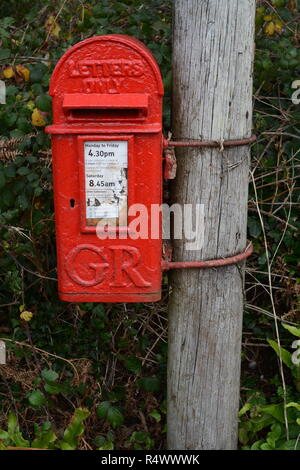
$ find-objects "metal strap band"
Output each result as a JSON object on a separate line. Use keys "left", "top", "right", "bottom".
{"left": 162, "top": 241, "right": 253, "bottom": 271}
{"left": 164, "top": 134, "right": 256, "bottom": 150}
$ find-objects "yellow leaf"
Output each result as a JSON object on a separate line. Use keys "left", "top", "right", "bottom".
{"left": 45, "top": 15, "right": 61, "bottom": 38}
{"left": 289, "top": 0, "right": 297, "bottom": 10}
{"left": 274, "top": 19, "right": 284, "bottom": 33}
{"left": 16, "top": 64, "right": 30, "bottom": 81}
{"left": 31, "top": 108, "right": 46, "bottom": 127}
{"left": 2, "top": 67, "right": 14, "bottom": 79}
{"left": 263, "top": 15, "right": 273, "bottom": 21}
{"left": 256, "top": 7, "right": 266, "bottom": 17}
{"left": 34, "top": 200, "right": 44, "bottom": 209}
{"left": 264, "top": 22, "right": 275, "bottom": 36}
{"left": 20, "top": 310, "right": 33, "bottom": 322}
{"left": 26, "top": 100, "right": 35, "bottom": 111}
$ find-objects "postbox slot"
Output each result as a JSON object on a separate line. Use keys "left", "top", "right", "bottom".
{"left": 69, "top": 108, "right": 144, "bottom": 121}
{"left": 63, "top": 93, "right": 148, "bottom": 122}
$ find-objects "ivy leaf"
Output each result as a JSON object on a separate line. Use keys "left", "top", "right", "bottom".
{"left": 107, "top": 407, "right": 124, "bottom": 429}
{"left": 17, "top": 167, "right": 30, "bottom": 176}
{"left": 124, "top": 356, "right": 142, "bottom": 375}
{"left": 248, "top": 217, "right": 262, "bottom": 238}
{"left": 98, "top": 440, "right": 114, "bottom": 450}
{"left": 44, "top": 381, "right": 62, "bottom": 395}
{"left": 28, "top": 389, "right": 46, "bottom": 407}
{"left": 28, "top": 63, "right": 48, "bottom": 83}
{"left": 137, "top": 376, "right": 161, "bottom": 392}
{"left": 96, "top": 401, "right": 111, "bottom": 419}
{"left": 4, "top": 165, "right": 16, "bottom": 178}
{"left": 149, "top": 409, "right": 161, "bottom": 422}
{"left": 42, "top": 369, "right": 59, "bottom": 382}
{"left": 35, "top": 94, "right": 52, "bottom": 112}
{"left": 0, "top": 49, "right": 11, "bottom": 60}
{"left": 17, "top": 194, "right": 29, "bottom": 210}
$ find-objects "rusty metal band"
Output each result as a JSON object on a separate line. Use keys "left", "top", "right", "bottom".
{"left": 162, "top": 240, "right": 253, "bottom": 271}
{"left": 166, "top": 134, "right": 256, "bottom": 149}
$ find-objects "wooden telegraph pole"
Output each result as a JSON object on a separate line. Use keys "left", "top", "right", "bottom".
{"left": 168, "top": 0, "right": 256, "bottom": 449}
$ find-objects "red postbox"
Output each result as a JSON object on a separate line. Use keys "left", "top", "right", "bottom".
{"left": 46, "top": 35, "right": 164, "bottom": 303}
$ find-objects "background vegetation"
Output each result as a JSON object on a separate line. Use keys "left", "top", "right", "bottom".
{"left": 0, "top": 0, "right": 299, "bottom": 450}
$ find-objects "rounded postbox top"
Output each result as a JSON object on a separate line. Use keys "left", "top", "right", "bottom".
{"left": 47, "top": 35, "right": 164, "bottom": 132}
{"left": 49, "top": 34, "right": 164, "bottom": 96}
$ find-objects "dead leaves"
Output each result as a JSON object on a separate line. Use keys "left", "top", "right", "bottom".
{"left": 31, "top": 108, "right": 46, "bottom": 127}
{"left": 44, "top": 15, "right": 61, "bottom": 39}
{"left": 263, "top": 15, "right": 284, "bottom": 36}
{"left": 2, "top": 64, "right": 30, "bottom": 83}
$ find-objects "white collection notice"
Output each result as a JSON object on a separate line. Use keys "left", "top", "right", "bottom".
{"left": 84, "top": 140, "right": 128, "bottom": 225}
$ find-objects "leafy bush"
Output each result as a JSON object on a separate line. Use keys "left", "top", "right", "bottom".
{"left": 0, "top": 408, "right": 90, "bottom": 450}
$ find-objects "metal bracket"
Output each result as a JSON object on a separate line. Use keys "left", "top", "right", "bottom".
{"left": 162, "top": 241, "right": 253, "bottom": 271}
{"left": 163, "top": 134, "right": 256, "bottom": 151}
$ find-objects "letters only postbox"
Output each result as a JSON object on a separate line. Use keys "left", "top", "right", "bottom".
{"left": 46, "top": 35, "right": 164, "bottom": 303}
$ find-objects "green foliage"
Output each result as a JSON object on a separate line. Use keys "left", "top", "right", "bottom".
{"left": 239, "top": 391, "right": 300, "bottom": 450}
{"left": 0, "top": 408, "right": 89, "bottom": 449}
{"left": 97, "top": 401, "right": 124, "bottom": 429}
{"left": 240, "top": 0, "right": 300, "bottom": 450}
{"left": 240, "top": 323, "right": 300, "bottom": 449}
{"left": 27, "top": 389, "right": 47, "bottom": 407}
{"left": 31, "top": 422, "right": 57, "bottom": 450}
{"left": 1, "top": 413, "right": 30, "bottom": 448}
{"left": 138, "top": 376, "right": 161, "bottom": 392}
{"left": 60, "top": 408, "right": 90, "bottom": 450}
{"left": 267, "top": 326, "right": 300, "bottom": 391}
{"left": 124, "top": 355, "right": 142, "bottom": 375}
{"left": 127, "top": 431, "right": 155, "bottom": 450}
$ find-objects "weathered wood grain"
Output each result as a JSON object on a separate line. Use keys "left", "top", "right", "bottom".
{"left": 168, "top": 0, "right": 255, "bottom": 450}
